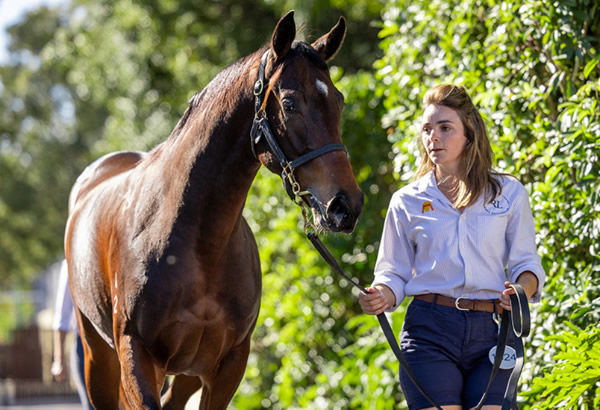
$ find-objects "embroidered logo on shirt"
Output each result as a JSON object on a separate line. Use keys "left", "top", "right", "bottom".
{"left": 422, "top": 201, "right": 434, "bottom": 213}
{"left": 483, "top": 195, "right": 510, "bottom": 215}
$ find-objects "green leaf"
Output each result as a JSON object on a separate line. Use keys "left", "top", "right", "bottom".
{"left": 584, "top": 54, "right": 600, "bottom": 78}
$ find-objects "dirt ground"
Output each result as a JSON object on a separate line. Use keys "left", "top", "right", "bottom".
{"left": 0, "top": 395, "right": 82, "bottom": 409}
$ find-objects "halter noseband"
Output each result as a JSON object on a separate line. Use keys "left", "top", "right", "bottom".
{"left": 250, "top": 49, "right": 348, "bottom": 201}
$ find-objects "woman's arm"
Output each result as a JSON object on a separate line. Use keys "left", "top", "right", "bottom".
{"left": 505, "top": 182, "right": 546, "bottom": 302}
{"left": 51, "top": 329, "right": 68, "bottom": 381}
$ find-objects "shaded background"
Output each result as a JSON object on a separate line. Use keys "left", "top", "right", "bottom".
{"left": 0, "top": 0, "right": 598, "bottom": 408}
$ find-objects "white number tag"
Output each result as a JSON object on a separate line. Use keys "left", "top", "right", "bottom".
{"left": 488, "top": 345, "right": 517, "bottom": 369}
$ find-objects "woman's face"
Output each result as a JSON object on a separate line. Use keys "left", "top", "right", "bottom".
{"left": 421, "top": 104, "right": 467, "bottom": 175}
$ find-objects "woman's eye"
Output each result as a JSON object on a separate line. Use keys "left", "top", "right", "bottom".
{"left": 282, "top": 98, "right": 296, "bottom": 113}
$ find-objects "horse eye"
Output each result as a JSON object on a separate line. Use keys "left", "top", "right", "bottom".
{"left": 282, "top": 98, "right": 296, "bottom": 113}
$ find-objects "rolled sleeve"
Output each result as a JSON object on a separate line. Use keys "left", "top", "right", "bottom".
{"left": 506, "top": 187, "right": 546, "bottom": 302}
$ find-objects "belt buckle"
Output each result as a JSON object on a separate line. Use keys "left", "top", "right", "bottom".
{"left": 455, "top": 297, "right": 471, "bottom": 311}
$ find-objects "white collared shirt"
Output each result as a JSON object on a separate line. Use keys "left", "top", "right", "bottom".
{"left": 52, "top": 259, "right": 77, "bottom": 332}
{"left": 373, "top": 171, "right": 546, "bottom": 311}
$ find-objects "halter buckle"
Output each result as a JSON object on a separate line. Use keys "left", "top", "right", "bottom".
{"left": 254, "top": 79, "right": 264, "bottom": 96}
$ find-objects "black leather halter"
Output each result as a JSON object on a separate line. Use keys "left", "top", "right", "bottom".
{"left": 250, "top": 49, "right": 348, "bottom": 201}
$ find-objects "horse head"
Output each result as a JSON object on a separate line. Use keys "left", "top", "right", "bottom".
{"left": 252, "top": 11, "right": 364, "bottom": 233}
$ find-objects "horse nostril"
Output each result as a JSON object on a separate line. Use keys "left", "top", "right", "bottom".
{"left": 326, "top": 192, "right": 352, "bottom": 229}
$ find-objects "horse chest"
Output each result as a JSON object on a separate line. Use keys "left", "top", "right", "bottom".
{"left": 134, "top": 255, "right": 260, "bottom": 329}
{"left": 135, "top": 278, "right": 260, "bottom": 374}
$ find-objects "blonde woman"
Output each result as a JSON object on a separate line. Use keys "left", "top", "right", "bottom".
{"left": 359, "top": 84, "right": 545, "bottom": 409}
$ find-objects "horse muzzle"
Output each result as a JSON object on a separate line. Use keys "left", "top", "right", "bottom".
{"left": 309, "top": 190, "right": 363, "bottom": 233}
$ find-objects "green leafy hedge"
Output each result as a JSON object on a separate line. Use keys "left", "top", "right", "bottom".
{"left": 525, "top": 323, "right": 600, "bottom": 409}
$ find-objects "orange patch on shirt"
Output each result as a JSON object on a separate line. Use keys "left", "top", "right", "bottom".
{"left": 422, "top": 201, "right": 434, "bottom": 213}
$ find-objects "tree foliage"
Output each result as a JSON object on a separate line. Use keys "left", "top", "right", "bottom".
{"left": 0, "top": 6, "right": 79, "bottom": 289}
{"left": 525, "top": 323, "right": 600, "bottom": 409}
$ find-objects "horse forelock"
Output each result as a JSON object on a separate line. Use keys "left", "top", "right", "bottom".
{"left": 290, "top": 40, "right": 328, "bottom": 71}
{"left": 258, "top": 42, "right": 329, "bottom": 113}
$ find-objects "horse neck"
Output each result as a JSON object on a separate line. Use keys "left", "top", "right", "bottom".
{"left": 149, "top": 54, "right": 262, "bottom": 246}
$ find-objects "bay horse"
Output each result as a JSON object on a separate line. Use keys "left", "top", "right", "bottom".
{"left": 65, "top": 11, "right": 363, "bottom": 410}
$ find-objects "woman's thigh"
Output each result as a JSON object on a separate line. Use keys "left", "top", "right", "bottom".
{"left": 398, "top": 299, "right": 515, "bottom": 409}
{"left": 399, "top": 300, "right": 466, "bottom": 409}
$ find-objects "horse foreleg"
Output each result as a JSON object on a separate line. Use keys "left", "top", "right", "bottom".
{"left": 198, "top": 337, "right": 252, "bottom": 410}
{"left": 77, "top": 312, "right": 120, "bottom": 410}
{"left": 161, "top": 375, "right": 202, "bottom": 409}
{"left": 116, "top": 333, "right": 165, "bottom": 410}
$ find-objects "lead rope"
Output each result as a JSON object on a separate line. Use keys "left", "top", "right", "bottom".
{"left": 299, "top": 206, "right": 530, "bottom": 410}
{"left": 298, "top": 204, "right": 443, "bottom": 410}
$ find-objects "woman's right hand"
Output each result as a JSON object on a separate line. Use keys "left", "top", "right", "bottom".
{"left": 51, "top": 358, "right": 67, "bottom": 382}
{"left": 359, "top": 285, "right": 395, "bottom": 315}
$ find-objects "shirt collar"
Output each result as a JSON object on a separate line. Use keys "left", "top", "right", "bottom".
{"left": 418, "top": 170, "right": 448, "bottom": 202}
{"left": 419, "top": 170, "right": 488, "bottom": 211}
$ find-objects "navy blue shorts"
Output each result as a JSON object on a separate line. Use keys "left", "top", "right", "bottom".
{"left": 399, "top": 298, "right": 514, "bottom": 409}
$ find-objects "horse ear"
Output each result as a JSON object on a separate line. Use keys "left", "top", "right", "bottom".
{"left": 271, "top": 11, "right": 296, "bottom": 62}
{"left": 312, "top": 16, "right": 346, "bottom": 63}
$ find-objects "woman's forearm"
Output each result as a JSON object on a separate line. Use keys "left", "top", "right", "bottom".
{"left": 516, "top": 271, "right": 539, "bottom": 300}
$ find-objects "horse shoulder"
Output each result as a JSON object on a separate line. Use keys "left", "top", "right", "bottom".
{"left": 69, "top": 151, "right": 146, "bottom": 211}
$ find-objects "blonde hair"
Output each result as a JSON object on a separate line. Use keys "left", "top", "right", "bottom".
{"left": 415, "top": 84, "right": 501, "bottom": 208}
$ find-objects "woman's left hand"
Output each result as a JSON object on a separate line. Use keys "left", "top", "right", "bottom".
{"left": 498, "top": 281, "right": 516, "bottom": 311}
{"left": 498, "top": 271, "right": 539, "bottom": 311}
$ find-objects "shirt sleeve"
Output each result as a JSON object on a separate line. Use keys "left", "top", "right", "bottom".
{"left": 372, "top": 194, "right": 415, "bottom": 311}
{"left": 505, "top": 185, "right": 546, "bottom": 302}
{"left": 52, "top": 259, "right": 75, "bottom": 332}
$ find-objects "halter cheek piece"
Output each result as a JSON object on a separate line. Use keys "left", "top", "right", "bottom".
{"left": 250, "top": 50, "right": 347, "bottom": 201}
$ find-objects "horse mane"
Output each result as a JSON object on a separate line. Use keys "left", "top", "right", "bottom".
{"left": 170, "top": 41, "right": 326, "bottom": 137}
{"left": 149, "top": 40, "right": 329, "bottom": 165}
{"left": 166, "top": 50, "right": 263, "bottom": 142}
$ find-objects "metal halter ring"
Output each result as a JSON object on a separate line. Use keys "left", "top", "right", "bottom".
{"left": 254, "top": 79, "right": 264, "bottom": 97}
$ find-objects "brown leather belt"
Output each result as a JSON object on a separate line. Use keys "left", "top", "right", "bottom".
{"left": 414, "top": 293, "right": 503, "bottom": 314}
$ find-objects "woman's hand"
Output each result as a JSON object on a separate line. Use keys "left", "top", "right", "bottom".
{"left": 499, "top": 271, "right": 539, "bottom": 311}
{"left": 51, "top": 329, "right": 68, "bottom": 382}
{"left": 359, "top": 285, "right": 395, "bottom": 315}
{"left": 51, "top": 357, "right": 67, "bottom": 382}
